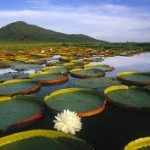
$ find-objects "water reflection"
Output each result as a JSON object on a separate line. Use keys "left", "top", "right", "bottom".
{"left": 91, "top": 52, "right": 150, "bottom": 77}
{"left": 0, "top": 68, "right": 17, "bottom": 75}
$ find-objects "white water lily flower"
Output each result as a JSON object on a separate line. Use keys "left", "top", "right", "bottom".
{"left": 53, "top": 109, "right": 82, "bottom": 135}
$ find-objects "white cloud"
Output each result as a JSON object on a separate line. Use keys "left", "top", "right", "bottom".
{"left": 0, "top": 4, "right": 150, "bottom": 42}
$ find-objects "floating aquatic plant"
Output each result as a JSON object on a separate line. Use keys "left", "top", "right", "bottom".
{"left": 53, "top": 109, "right": 82, "bottom": 135}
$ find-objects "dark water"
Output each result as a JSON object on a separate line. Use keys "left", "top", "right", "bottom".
{"left": 1, "top": 53, "right": 150, "bottom": 150}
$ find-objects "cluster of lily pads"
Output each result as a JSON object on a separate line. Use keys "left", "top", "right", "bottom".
{"left": 0, "top": 48, "right": 149, "bottom": 150}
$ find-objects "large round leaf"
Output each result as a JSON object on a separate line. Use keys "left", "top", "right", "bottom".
{"left": 117, "top": 71, "right": 150, "bottom": 86}
{"left": 29, "top": 72, "right": 69, "bottom": 85}
{"left": 104, "top": 85, "right": 150, "bottom": 109}
{"left": 70, "top": 68, "right": 105, "bottom": 78}
{"left": 42, "top": 66, "right": 67, "bottom": 73}
{"left": 0, "top": 130, "right": 94, "bottom": 150}
{"left": 45, "top": 88, "right": 106, "bottom": 117}
{"left": 64, "top": 62, "right": 83, "bottom": 70}
{"left": 0, "top": 72, "right": 29, "bottom": 82}
{"left": 0, "top": 95, "right": 43, "bottom": 131}
{"left": 74, "top": 77, "right": 120, "bottom": 89}
{"left": 10, "top": 62, "right": 44, "bottom": 72}
{"left": 0, "top": 79, "right": 41, "bottom": 96}
{"left": 84, "top": 64, "right": 114, "bottom": 72}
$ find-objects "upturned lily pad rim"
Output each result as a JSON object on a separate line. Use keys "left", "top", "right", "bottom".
{"left": 42, "top": 66, "right": 66, "bottom": 70}
{"left": 29, "top": 71, "right": 69, "bottom": 85}
{"left": 84, "top": 64, "right": 114, "bottom": 72}
{"left": 104, "top": 85, "right": 129, "bottom": 95}
{"left": 104, "top": 85, "right": 150, "bottom": 109}
{"left": 45, "top": 88, "right": 106, "bottom": 117}
{"left": 69, "top": 68, "right": 105, "bottom": 78}
{"left": 63, "top": 62, "right": 76, "bottom": 66}
{"left": 0, "top": 96, "right": 11, "bottom": 102}
{"left": 70, "top": 59, "right": 84, "bottom": 63}
{"left": 117, "top": 71, "right": 150, "bottom": 86}
{"left": 124, "top": 137, "right": 150, "bottom": 150}
{"left": 0, "top": 95, "right": 44, "bottom": 131}
{"left": 0, "top": 79, "right": 37, "bottom": 85}
{"left": 0, "top": 79, "right": 41, "bottom": 96}
{"left": 0, "top": 129, "right": 94, "bottom": 150}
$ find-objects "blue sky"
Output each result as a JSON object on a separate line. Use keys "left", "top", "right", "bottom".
{"left": 0, "top": 0, "right": 150, "bottom": 42}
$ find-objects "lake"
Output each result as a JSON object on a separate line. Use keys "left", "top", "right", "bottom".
{"left": 0, "top": 52, "right": 150, "bottom": 150}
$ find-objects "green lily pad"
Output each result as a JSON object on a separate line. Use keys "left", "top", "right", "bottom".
{"left": 0, "top": 72, "right": 29, "bottom": 82}
{"left": 10, "top": 62, "right": 44, "bottom": 72}
{"left": 29, "top": 72, "right": 69, "bottom": 85}
{"left": 0, "top": 79, "right": 41, "bottom": 96}
{"left": 83, "top": 57, "right": 104, "bottom": 62}
{"left": 124, "top": 137, "right": 150, "bottom": 150}
{"left": 84, "top": 64, "right": 114, "bottom": 72}
{"left": 45, "top": 88, "right": 106, "bottom": 117}
{"left": 74, "top": 77, "right": 121, "bottom": 89}
{"left": 64, "top": 62, "right": 83, "bottom": 70}
{"left": 24, "top": 59, "right": 45, "bottom": 64}
{"left": 59, "top": 56, "right": 75, "bottom": 62}
{"left": 42, "top": 66, "right": 67, "bottom": 73}
{"left": 46, "top": 60, "right": 63, "bottom": 66}
{"left": 70, "top": 68, "right": 105, "bottom": 78}
{"left": 117, "top": 71, "right": 150, "bottom": 86}
{"left": 0, "top": 129, "right": 94, "bottom": 150}
{"left": 104, "top": 85, "right": 150, "bottom": 109}
{"left": 0, "top": 95, "right": 43, "bottom": 131}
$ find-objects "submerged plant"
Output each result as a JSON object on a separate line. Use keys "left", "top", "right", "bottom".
{"left": 53, "top": 109, "right": 82, "bottom": 135}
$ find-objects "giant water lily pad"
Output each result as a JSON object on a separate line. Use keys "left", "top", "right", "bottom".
{"left": 0, "top": 79, "right": 41, "bottom": 96}
{"left": 10, "top": 62, "right": 44, "bottom": 72}
{"left": 104, "top": 85, "right": 150, "bottom": 109}
{"left": 0, "top": 130, "right": 94, "bottom": 150}
{"left": 117, "top": 71, "right": 150, "bottom": 86}
{"left": 42, "top": 66, "right": 67, "bottom": 73}
{"left": 45, "top": 88, "right": 106, "bottom": 117}
{"left": 29, "top": 72, "right": 69, "bottom": 85}
{"left": 63, "top": 62, "right": 82, "bottom": 70}
{"left": 84, "top": 64, "right": 114, "bottom": 72}
{"left": 24, "top": 59, "right": 45, "bottom": 64}
{"left": 60, "top": 56, "right": 75, "bottom": 62}
{"left": 70, "top": 68, "right": 105, "bottom": 78}
{"left": 124, "top": 137, "right": 150, "bottom": 150}
{"left": 0, "top": 95, "right": 43, "bottom": 131}
{"left": 74, "top": 77, "right": 121, "bottom": 89}
{"left": 0, "top": 72, "right": 29, "bottom": 82}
